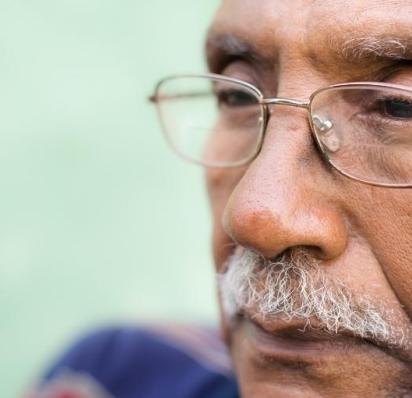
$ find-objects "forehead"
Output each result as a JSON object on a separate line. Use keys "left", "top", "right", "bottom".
{"left": 207, "top": 0, "right": 412, "bottom": 71}
{"left": 212, "top": 0, "right": 412, "bottom": 35}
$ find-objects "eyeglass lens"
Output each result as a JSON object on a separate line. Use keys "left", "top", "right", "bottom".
{"left": 311, "top": 86, "right": 412, "bottom": 186}
{"left": 155, "top": 76, "right": 412, "bottom": 186}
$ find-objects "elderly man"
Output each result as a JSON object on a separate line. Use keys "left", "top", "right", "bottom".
{"left": 32, "top": 1, "right": 412, "bottom": 397}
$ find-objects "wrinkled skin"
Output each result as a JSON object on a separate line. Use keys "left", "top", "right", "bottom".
{"left": 206, "top": 1, "right": 412, "bottom": 396}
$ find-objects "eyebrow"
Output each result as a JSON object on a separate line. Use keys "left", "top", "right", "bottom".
{"left": 205, "top": 33, "right": 267, "bottom": 73}
{"left": 338, "top": 36, "right": 412, "bottom": 63}
{"left": 206, "top": 31, "right": 412, "bottom": 76}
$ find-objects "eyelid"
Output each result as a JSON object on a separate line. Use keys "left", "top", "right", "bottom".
{"left": 220, "top": 62, "right": 261, "bottom": 90}
{"left": 211, "top": 54, "right": 244, "bottom": 75}
{"left": 378, "top": 60, "right": 412, "bottom": 83}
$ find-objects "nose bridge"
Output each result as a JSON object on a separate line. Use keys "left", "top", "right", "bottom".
{"left": 222, "top": 107, "right": 348, "bottom": 262}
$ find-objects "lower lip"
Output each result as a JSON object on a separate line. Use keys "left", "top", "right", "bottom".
{"left": 241, "top": 316, "right": 359, "bottom": 362}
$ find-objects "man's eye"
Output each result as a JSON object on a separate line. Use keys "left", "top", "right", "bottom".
{"left": 379, "top": 98, "right": 412, "bottom": 119}
{"left": 217, "top": 90, "right": 258, "bottom": 108}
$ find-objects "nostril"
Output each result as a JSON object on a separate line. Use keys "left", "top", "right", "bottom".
{"left": 267, "top": 245, "right": 337, "bottom": 268}
{"left": 302, "top": 245, "right": 331, "bottom": 261}
{"left": 266, "top": 245, "right": 327, "bottom": 270}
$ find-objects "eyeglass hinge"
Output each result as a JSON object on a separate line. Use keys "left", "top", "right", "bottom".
{"left": 148, "top": 94, "right": 157, "bottom": 103}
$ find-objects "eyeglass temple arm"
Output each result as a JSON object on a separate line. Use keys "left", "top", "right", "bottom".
{"left": 148, "top": 91, "right": 214, "bottom": 104}
{"left": 149, "top": 92, "right": 310, "bottom": 107}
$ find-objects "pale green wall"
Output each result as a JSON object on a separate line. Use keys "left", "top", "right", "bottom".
{"left": 0, "top": 1, "right": 220, "bottom": 396}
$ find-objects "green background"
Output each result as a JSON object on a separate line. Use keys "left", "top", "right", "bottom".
{"left": 0, "top": 1, "right": 220, "bottom": 396}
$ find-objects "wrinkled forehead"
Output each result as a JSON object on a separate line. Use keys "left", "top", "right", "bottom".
{"left": 206, "top": 0, "right": 412, "bottom": 73}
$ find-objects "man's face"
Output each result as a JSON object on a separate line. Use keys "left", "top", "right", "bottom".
{"left": 206, "top": 1, "right": 412, "bottom": 396}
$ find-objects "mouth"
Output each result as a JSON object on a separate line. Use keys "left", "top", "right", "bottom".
{"left": 238, "top": 312, "right": 385, "bottom": 364}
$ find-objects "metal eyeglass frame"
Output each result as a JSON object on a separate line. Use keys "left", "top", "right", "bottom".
{"left": 149, "top": 73, "right": 412, "bottom": 189}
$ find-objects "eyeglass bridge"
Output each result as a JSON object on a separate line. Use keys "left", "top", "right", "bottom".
{"left": 259, "top": 98, "right": 339, "bottom": 153}
{"left": 260, "top": 97, "right": 310, "bottom": 109}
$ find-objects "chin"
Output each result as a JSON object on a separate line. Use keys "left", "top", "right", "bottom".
{"left": 227, "top": 315, "right": 412, "bottom": 398}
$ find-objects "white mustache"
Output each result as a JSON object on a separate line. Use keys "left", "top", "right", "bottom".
{"left": 218, "top": 246, "right": 405, "bottom": 349}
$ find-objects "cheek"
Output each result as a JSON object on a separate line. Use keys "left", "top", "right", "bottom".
{"left": 353, "top": 188, "right": 412, "bottom": 318}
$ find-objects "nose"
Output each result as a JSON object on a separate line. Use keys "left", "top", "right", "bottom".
{"left": 222, "top": 111, "right": 348, "bottom": 261}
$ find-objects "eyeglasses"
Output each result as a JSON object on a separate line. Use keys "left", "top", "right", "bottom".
{"left": 149, "top": 73, "right": 412, "bottom": 188}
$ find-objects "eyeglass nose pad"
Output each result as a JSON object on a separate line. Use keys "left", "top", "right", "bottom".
{"left": 312, "top": 115, "right": 341, "bottom": 153}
